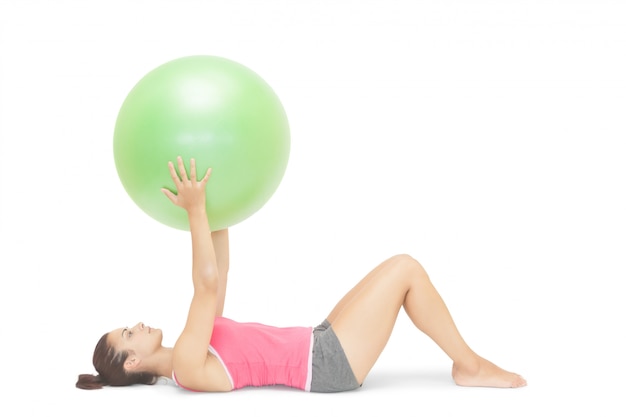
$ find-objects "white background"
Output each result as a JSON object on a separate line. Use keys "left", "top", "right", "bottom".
{"left": 1, "top": 0, "right": 624, "bottom": 415}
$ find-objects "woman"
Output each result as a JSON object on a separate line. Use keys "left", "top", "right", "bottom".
{"left": 76, "top": 157, "right": 526, "bottom": 392}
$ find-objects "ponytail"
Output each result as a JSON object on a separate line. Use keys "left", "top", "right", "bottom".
{"left": 76, "top": 373, "right": 108, "bottom": 390}
{"left": 76, "top": 332, "right": 157, "bottom": 390}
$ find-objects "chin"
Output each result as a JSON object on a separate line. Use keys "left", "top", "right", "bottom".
{"left": 153, "top": 329, "right": 164, "bottom": 343}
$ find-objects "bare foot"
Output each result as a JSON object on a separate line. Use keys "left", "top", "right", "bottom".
{"left": 452, "top": 356, "right": 527, "bottom": 388}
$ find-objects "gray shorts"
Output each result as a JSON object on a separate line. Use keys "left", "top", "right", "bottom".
{"left": 310, "top": 320, "right": 360, "bottom": 393}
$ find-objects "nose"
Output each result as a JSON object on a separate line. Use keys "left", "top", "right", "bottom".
{"left": 133, "top": 322, "right": 145, "bottom": 331}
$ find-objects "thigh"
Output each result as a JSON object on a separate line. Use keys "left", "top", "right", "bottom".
{"left": 331, "top": 255, "right": 412, "bottom": 383}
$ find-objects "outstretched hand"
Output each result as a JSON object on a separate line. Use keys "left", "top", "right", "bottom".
{"left": 161, "top": 156, "right": 212, "bottom": 212}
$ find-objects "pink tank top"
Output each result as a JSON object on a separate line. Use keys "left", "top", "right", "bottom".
{"left": 173, "top": 317, "right": 314, "bottom": 391}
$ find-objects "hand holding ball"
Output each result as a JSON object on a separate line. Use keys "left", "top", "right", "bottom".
{"left": 113, "top": 55, "right": 290, "bottom": 230}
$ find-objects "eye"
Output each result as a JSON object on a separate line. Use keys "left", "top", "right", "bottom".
{"left": 128, "top": 331, "right": 133, "bottom": 338}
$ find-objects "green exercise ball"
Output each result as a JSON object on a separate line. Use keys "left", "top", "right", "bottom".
{"left": 113, "top": 55, "right": 290, "bottom": 231}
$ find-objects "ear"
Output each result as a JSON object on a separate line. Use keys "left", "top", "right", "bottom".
{"left": 123, "top": 353, "right": 141, "bottom": 372}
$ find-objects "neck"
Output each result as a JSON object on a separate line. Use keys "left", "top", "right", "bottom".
{"left": 146, "top": 346, "right": 174, "bottom": 378}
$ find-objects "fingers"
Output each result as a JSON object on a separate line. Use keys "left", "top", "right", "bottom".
{"left": 167, "top": 161, "right": 182, "bottom": 186}
{"left": 201, "top": 167, "right": 212, "bottom": 185}
{"left": 161, "top": 188, "right": 177, "bottom": 204}
{"left": 168, "top": 156, "right": 210, "bottom": 185}
{"left": 176, "top": 156, "right": 188, "bottom": 182}
{"left": 190, "top": 158, "right": 197, "bottom": 181}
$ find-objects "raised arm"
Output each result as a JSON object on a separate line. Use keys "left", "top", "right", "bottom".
{"left": 161, "top": 156, "right": 221, "bottom": 389}
{"left": 211, "top": 228, "right": 229, "bottom": 316}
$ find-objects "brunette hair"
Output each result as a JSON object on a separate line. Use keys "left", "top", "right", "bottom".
{"left": 76, "top": 332, "right": 157, "bottom": 390}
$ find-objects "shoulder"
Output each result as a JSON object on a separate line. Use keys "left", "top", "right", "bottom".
{"left": 172, "top": 352, "right": 233, "bottom": 392}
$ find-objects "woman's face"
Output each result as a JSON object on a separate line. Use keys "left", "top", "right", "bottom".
{"left": 107, "top": 322, "right": 163, "bottom": 359}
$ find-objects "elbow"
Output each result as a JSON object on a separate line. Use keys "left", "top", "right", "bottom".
{"left": 193, "top": 267, "right": 219, "bottom": 293}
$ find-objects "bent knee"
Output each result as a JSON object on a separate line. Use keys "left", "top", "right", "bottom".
{"left": 388, "top": 254, "right": 424, "bottom": 272}
{"left": 389, "top": 253, "right": 428, "bottom": 278}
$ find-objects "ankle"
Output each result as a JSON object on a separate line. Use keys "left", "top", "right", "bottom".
{"left": 453, "top": 354, "right": 481, "bottom": 375}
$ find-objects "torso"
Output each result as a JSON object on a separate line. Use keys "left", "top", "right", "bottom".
{"left": 203, "top": 352, "right": 234, "bottom": 391}
{"left": 173, "top": 317, "right": 313, "bottom": 392}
